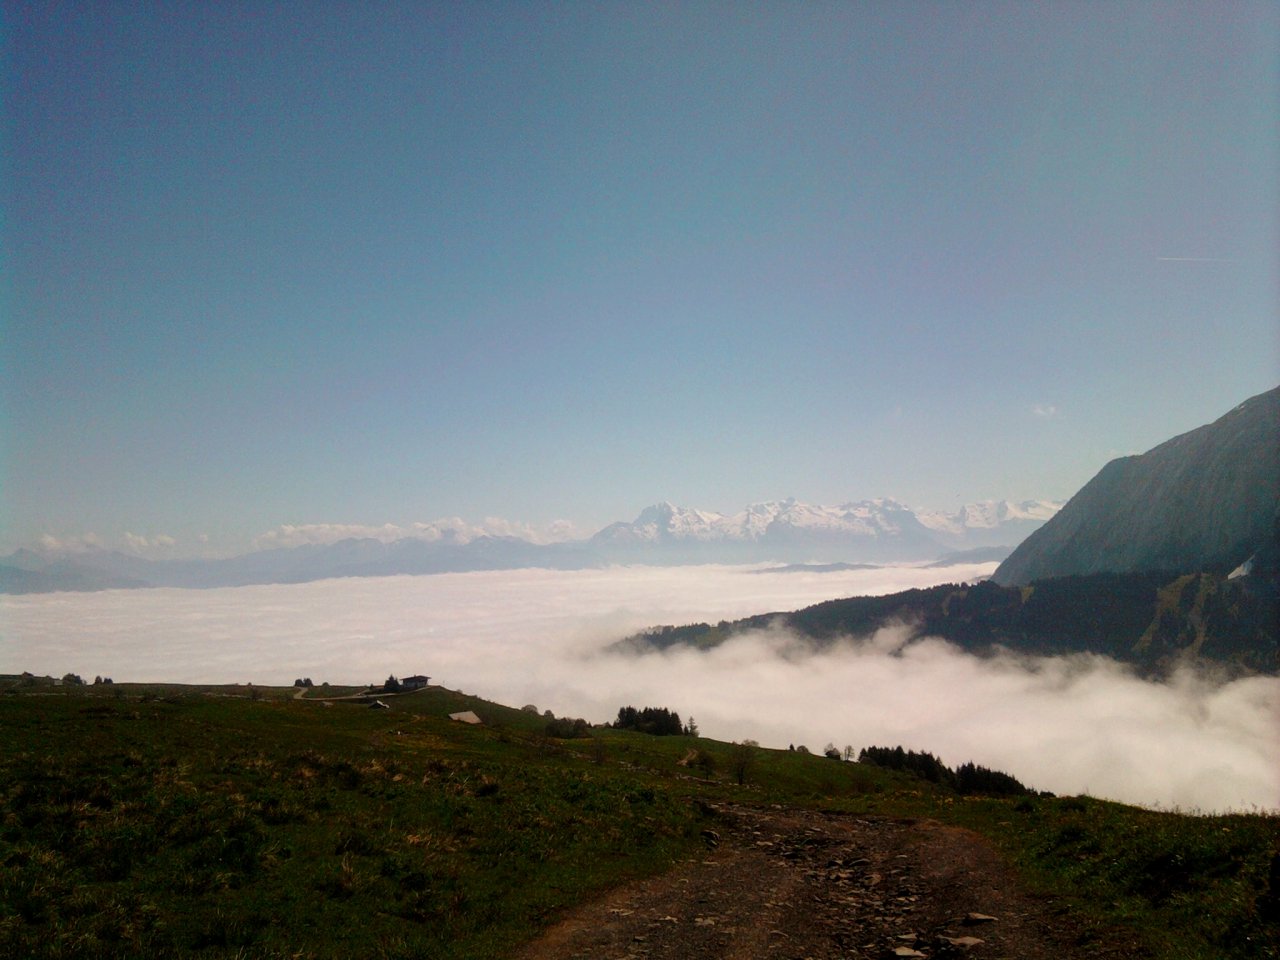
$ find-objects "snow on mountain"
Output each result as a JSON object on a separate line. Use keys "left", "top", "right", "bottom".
{"left": 593, "top": 498, "right": 921, "bottom": 546}
{"left": 588, "top": 498, "right": 1060, "bottom": 564}
{"left": 591, "top": 502, "right": 726, "bottom": 544}
{"left": 4, "top": 498, "right": 1062, "bottom": 593}
{"left": 916, "top": 500, "right": 1063, "bottom": 539}
{"left": 750, "top": 498, "right": 923, "bottom": 540}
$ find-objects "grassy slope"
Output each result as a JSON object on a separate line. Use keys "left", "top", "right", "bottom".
{"left": 1, "top": 682, "right": 1276, "bottom": 959}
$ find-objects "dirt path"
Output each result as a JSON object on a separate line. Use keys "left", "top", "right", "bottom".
{"left": 515, "top": 802, "right": 1144, "bottom": 960}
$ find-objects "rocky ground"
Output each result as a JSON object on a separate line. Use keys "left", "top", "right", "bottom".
{"left": 516, "top": 802, "right": 1145, "bottom": 960}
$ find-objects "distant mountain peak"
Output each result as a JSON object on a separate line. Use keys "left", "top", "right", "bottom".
{"left": 993, "top": 386, "right": 1280, "bottom": 586}
{"left": 587, "top": 496, "right": 1059, "bottom": 564}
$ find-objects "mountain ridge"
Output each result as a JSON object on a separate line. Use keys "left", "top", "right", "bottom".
{"left": 993, "top": 386, "right": 1280, "bottom": 586}
{"left": 616, "top": 571, "right": 1279, "bottom": 676}
{"left": 615, "top": 388, "right": 1280, "bottom": 674}
{"left": 2, "top": 498, "right": 1059, "bottom": 593}
{"left": 588, "top": 497, "right": 1060, "bottom": 565}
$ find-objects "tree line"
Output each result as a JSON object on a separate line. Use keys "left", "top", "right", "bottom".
{"left": 612, "top": 705, "right": 695, "bottom": 736}
{"left": 857, "top": 745, "right": 1042, "bottom": 797}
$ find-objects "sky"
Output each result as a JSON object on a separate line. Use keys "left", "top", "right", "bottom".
{"left": 4, "top": 1, "right": 1278, "bottom": 557}
{"left": 3, "top": 563, "right": 1275, "bottom": 811}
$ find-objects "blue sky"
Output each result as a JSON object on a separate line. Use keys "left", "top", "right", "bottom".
{"left": 4, "top": 1, "right": 1277, "bottom": 556}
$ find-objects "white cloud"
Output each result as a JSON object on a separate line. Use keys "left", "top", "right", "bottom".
{"left": 1032, "top": 404, "right": 1057, "bottom": 418}
{"left": 546, "top": 519, "right": 585, "bottom": 540}
{"left": 254, "top": 523, "right": 405, "bottom": 549}
{"left": 36, "top": 532, "right": 103, "bottom": 554}
{"left": 252, "top": 517, "right": 579, "bottom": 549}
{"left": 123, "top": 532, "right": 177, "bottom": 552}
{"left": 0, "top": 563, "right": 1273, "bottom": 812}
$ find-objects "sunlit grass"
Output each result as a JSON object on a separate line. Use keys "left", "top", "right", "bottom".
{"left": 1, "top": 685, "right": 1275, "bottom": 959}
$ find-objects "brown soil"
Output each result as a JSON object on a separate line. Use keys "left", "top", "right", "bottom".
{"left": 515, "top": 802, "right": 1148, "bottom": 960}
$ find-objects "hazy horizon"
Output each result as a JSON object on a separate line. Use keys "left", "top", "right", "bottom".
{"left": 12, "top": 493, "right": 1062, "bottom": 561}
{"left": 3, "top": 563, "right": 1275, "bottom": 813}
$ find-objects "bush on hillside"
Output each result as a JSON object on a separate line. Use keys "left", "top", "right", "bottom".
{"left": 544, "top": 716, "right": 591, "bottom": 739}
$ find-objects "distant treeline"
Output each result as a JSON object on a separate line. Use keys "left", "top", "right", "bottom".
{"left": 540, "top": 704, "right": 696, "bottom": 739}
{"left": 857, "top": 745, "right": 1042, "bottom": 797}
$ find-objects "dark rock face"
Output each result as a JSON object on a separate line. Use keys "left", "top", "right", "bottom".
{"left": 993, "top": 387, "right": 1280, "bottom": 587}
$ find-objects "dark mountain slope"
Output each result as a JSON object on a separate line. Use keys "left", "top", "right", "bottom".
{"left": 0, "top": 563, "right": 147, "bottom": 593}
{"left": 993, "top": 387, "right": 1280, "bottom": 587}
{"left": 0, "top": 537, "right": 605, "bottom": 592}
{"left": 617, "top": 572, "right": 1278, "bottom": 675}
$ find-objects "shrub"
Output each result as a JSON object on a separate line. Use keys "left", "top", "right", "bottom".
{"left": 693, "top": 749, "right": 716, "bottom": 775}
{"left": 728, "top": 742, "right": 756, "bottom": 785}
{"left": 543, "top": 716, "right": 591, "bottom": 739}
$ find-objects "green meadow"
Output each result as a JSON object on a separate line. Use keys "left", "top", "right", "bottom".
{"left": 1, "top": 680, "right": 1276, "bottom": 959}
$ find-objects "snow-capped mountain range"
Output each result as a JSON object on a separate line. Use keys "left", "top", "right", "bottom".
{"left": 0, "top": 498, "right": 1061, "bottom": 593}
{"left": 589, "top": 498, "right": 1061, "bottom": 564}
{"left": 914, "top": 499, "right": 1064, "bottom": 538}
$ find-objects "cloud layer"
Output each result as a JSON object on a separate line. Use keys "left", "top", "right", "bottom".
{"left": 250, "top": 517, "right": 583, "bottom": 549}
{"left": 123, "top": 532, "right": 177, "bottom": 552}
{"left": 2, "top": 563, "right": 1274, "bottom": 812}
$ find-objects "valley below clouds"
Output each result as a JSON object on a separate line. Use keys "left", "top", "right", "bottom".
{"left": 3, "top": 562, "right": 1275, "bottom": 813}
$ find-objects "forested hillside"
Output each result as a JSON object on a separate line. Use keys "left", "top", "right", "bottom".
{"left": 618, "top": 572, "right": 1278, "bottom": 675}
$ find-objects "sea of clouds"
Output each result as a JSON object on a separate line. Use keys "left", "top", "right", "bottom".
{"left": 2, "top": 562, "right": 1275, "bottom": 813}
